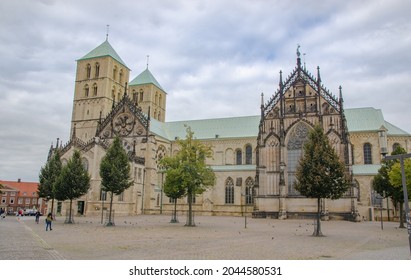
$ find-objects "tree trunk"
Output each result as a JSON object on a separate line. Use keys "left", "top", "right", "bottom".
{"left": 171, "top": 199, "right": 178, "bottom": 223}
{"left": 107, "top": 192, "right": 114, "bottom": 226}
{"left": 399, "top": 202, "right": 405, "bottom": 228}
{"left": 67, "top": 199, "right": 73, "bottom": 224}
{"left": 185, "top": 191, "right": 195, "bottom": 227}
{"left": 313, "top": 198, "right": 323, "bottom": 236}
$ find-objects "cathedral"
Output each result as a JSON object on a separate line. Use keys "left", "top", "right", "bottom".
{"left": 48, "top": 39, "right": 411, "bottom": 222}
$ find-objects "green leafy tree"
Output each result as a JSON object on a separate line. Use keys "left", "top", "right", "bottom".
{"left": 99, "top": 137, "right": 133, "bottom": 226}
{"left": 294, "top": 125, "right": 349, "bottom": 236}
{"left": 160, "top": 126, "right": 216, "bottom": 226}
{"left": 54, "top": 150, "right": 90, "bottom": 223}
{"left": 38, "top": 150, "right": 62, "bottom": 215}
{"left": 160, "top": 157, "right": 187, "bottom": 223}
{"left": 373, "top": 146, "right": 407, "bottom": 227}
{"left": 389, "top": 158, "right": 411, "bottom": 228}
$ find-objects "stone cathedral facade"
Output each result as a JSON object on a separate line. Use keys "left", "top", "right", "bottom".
{"left": 48, "top": 40, "right": 411, "bottom": 221}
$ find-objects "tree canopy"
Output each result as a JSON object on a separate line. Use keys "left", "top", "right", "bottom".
{"left": 160, "top": 126, "right": 216, "bottom": 226}
{"left": 54, "top": 150, "right": 90, "bottom": 223}
{"left": 38, "top": 150, "right": 62, "bottom": 214}
{"left": 99, "top": 136, "right": 133, "bottom": 226}
{"left": 294, "top": 124, "right": 348, "bottom": 236}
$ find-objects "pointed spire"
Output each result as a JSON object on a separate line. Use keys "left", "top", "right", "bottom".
{"left": 339, "top": 85, "right": 344, "bottom": 106}
{"left": 260, "top": 92, "right": 264, "bottom": 108}
{"left": 317, "top": 66, "right": 321, "bottom": 83}
{"left": 296, "top": 44, "right": 301, "bottom": 68}
{"left": 279, "top": 70, "right": 283, "bottom": 87}
{"left": 56, "top": 138, "right": 59, "bottom": 148}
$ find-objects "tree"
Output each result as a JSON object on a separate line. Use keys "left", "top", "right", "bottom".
{"left": 373, "top": 146, "right": 407, "bottom": 228}
{"left": 294, "top": 125, "right": 348, "bottom": 236}
{"left": 160, "top": 126, "right": 216, "bottom": 226}
{"left": 389, "top": 158, "right": 411, "bottom": 228}
{"left": 99, "top": 136, "right": 133, "bottom": 226}
{"left": 38, "top": 150, "right": 62, "bottom": 215}
{"left": 54, "top": 150, "right": 90, "bottom": 223}
{"left": 160, "top": 157, "right": 187, "bottom": 223}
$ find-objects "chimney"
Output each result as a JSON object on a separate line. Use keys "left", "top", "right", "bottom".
{"left": 17, "top": 178, "right": 21, "bottom": 183}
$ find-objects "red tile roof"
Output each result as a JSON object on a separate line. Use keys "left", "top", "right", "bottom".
{"left": 0, "top": 180, "right": 39, "bottom": 197}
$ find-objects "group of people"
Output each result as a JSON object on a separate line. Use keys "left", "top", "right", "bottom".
{"left": 0, "top": 207, "right": 53, "bottom": 231}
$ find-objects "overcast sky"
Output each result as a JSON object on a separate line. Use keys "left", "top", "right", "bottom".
{"left": 1, "top": 0, "right": 410, "bottom": 182}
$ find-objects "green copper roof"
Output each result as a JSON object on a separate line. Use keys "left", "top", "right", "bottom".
{"left": 150, "top": 108, "right": 409, "bottom": 141}
{"left": 129, "top": 68, "right": 165, "bottom": 91}
{"left": 78, "top": 40, "right": 128, "bottom": 68}
{"left": 344, "top": 107, "right": 409, "bottom": 135}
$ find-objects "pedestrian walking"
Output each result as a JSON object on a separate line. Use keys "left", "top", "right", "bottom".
{"left": 35, "top": 211, "right": 41, "bottom": 224}
{"left": 45, "top": 213, "right": 53, "bottom": 231}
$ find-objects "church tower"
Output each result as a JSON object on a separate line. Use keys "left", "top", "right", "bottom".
{"left": 129, "top": 67, "right": 167, "bottom": 122}
{"left": 71, "top": 39, "right": 130, "bottom": 142}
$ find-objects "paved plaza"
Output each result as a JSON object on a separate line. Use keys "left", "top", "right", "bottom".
{"left": 0, "top": 214, "right": 409, "bottom": 260}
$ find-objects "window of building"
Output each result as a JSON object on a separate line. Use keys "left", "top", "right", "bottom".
{"left": 32, "top": 198, "right": 37, "bottom": 205}
{"left": 100, "top": 189, "right": 107, "bottom": 201}
{"left": 10, "top": 198, "right": 14, "bottom": 204}
{"left": 236, "top": 149, "right": 242, "bottom": 165}
{"left": 86, "top": 64, "right": 91, "bottom": 79}
{"left": 1, "top": 197, "right": 6, "bottom": 204}
{"left": 132, "top": 90, "right": 137, "bottom": 102}
{"left": 169, "top": 197, "right": 176, "bottom": 203}
{"left": 82, "top": 157, "right": 89, "bottom": 171}
{"left": 95, "top": 63, "right": 100, "bottom": 78}
{"left": 392, "top": 143, "right": 401, "bottom": 152}
{"left": 113, "top": 66, "right": 117, "bottom": 80}
{"left": 119, "top": 69, "right": 123, "bottom": 84}
{"left": 245, "top": 145, "right": 252, "bottom": 164}
{"left": 25, "top": 198, "right": 30, "bottom": 205}
{"left": 118, "top": 191, "right": 124, "bottom": 202}
{"left": 363, "top": 143, "right": 372, "bottom": 164}
{"left": 93, "top": 83, "right": 98, "bottom": 96}
{"left": 139, "top": 89, "right": 144, "bottom": 102}
{"left": 187, "top": 195, "right": 196, "bottom": 204}
{"left": 245, "top": 177, "right": 254, "bottom": 205}
{"left": 18, "top": 198, "right": 23, "bottom": 205}
{"left": 225, "top": 177, "right": 234, "bottom": 204}
{"left": 84, "top": 84, "right": 89, "bottom": 97}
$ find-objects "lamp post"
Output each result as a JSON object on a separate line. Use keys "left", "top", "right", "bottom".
{"left": 382, "top": 153, "right": 411, "bottom": 256}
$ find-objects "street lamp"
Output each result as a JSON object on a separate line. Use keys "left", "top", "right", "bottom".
{"left": 382, "top": 153, "right": 411, "bottom": 256}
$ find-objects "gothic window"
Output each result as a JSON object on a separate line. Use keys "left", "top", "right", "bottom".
{"left": 392, "top": 143, "right": 401, "bottom": 152}
{"left": 363, "top": 143, "right": 372, "bottom": 164}
{"left": 100, "top": 189, "right": 107, "bottom": 201}
{"left": 139, "top": 89, "right": 144, "bottom": 102}
{"left": 287, "top": 123, "right": 310, "bottom": 196}
{"left": 225, "top": 177, "right": 234, "bottom": 204}
{"left": 93, "top": 83, "right": 98, "bottom": 96}
{"left": 119, "top": 69, "right": 123, "bottom": 84}
{"left": 236, "top": 149, "right": 242, "bottom": 165}
{"left": 245, "top": 145, "right": 252, "bottom": 165}
{"left": 113, "top": 66, "right": 117, "bottom": 81}
{"left": 81, "top": 157, "right": 89, "bottom": 171}
{"left": 159, "top": 95, "right": 162, "bottom": 107}
{"left": 187, "top": 195, "right": 196, "bottom": 204}
{"left": 155, "top": 93, "right": 158, "bottom": 105}
{"left": 118, "top": 191, "right": 124, "bottom": 202}
{"left": 132, "top": 90, "right": 137, "bottom": 102}
{"left": 86, "top": 64, "right": 91, "bottom": 79}
{"left": 95, "top": 63, "right": 100, "bottom": 78}
{"left": 84, "top": 85, "right": 89, "bottom": 97}
{"left": 245, "top": 177, "right": 254, "bottom": 205}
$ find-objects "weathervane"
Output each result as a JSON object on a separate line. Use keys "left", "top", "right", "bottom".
{"left": 106, "top": 25, "right": 110, "bottom": 41}
{"left": 146, "top": 55, "right": 150, "bottom": 69}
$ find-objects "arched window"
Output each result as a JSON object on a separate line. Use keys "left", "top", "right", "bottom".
{"left": 225, "top": 177, "right": 234, "bottom": 204}
{"left": 93, "top": 83, "right": 98, "bottom": 96}
{"left": 132, "top": 90, "right": 137, "bottom": 102}
{"left": 159, "top": 95, "right": 162, "bottom": 107}
{"left": 84, "top": 84, "right": 89, "bottom": 97}
{"left": 139, "top": 89, "right": 144, "bottom": 102}
{"left": 245, "top": 145, "right": 252, "bottom": 164}
{"left": 155, "top": 93, "right": 158, "bottom": 105}
{"left": 86, "top": 64, "right": 91, "bottom": 79}
{"left": 392, "top": 143, "right": 401, "bottom": 152}
{"left": 113, "top": 66, "right": 117, "bottom": 80}
{"left": 119, "top": 69, "right": 123, "bottom": 84}
{"left": 81, "top": 157, "right": 89, "bottom": 171}
{"left": 236, "top": 149, "right": 242, "bottom": 165}
{"left": 95, "top": 63, "right": 100, "bottom": 78}
{"left": 111, "top": 88, "right": 116, "bottom": 103}
{"left": 287, "top": 123, "right": 310, "bottom": 196}
{"left": 245, "top": 177, "right": 254, "bottom": 205}
{"left": 363, "top": 143, "right": 372, "bottom": 164}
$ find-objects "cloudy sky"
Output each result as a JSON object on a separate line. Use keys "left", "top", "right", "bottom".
{"left": 1, "top": 0, "right": 410, "bottom": 182}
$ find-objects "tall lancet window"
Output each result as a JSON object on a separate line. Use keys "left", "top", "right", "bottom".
{"left": 287, "top": 123, "right": 310, "bottom": 196}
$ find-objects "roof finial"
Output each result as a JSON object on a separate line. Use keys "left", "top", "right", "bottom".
{"left": 146, "top": 55, "right": 149, "bottom": 69}
{"left": 106, "top": 25, "right": 110, "bottom": 41}
{"left": 296, "top": 44, "right": 301, "bottom": 58}
{"left": 303, "top": 53, "right": 306, "bottom": 70}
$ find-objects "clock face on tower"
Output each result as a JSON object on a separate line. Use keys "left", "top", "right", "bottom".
{"left": 114, "top": 113, "right": 134, "bottom": 136}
